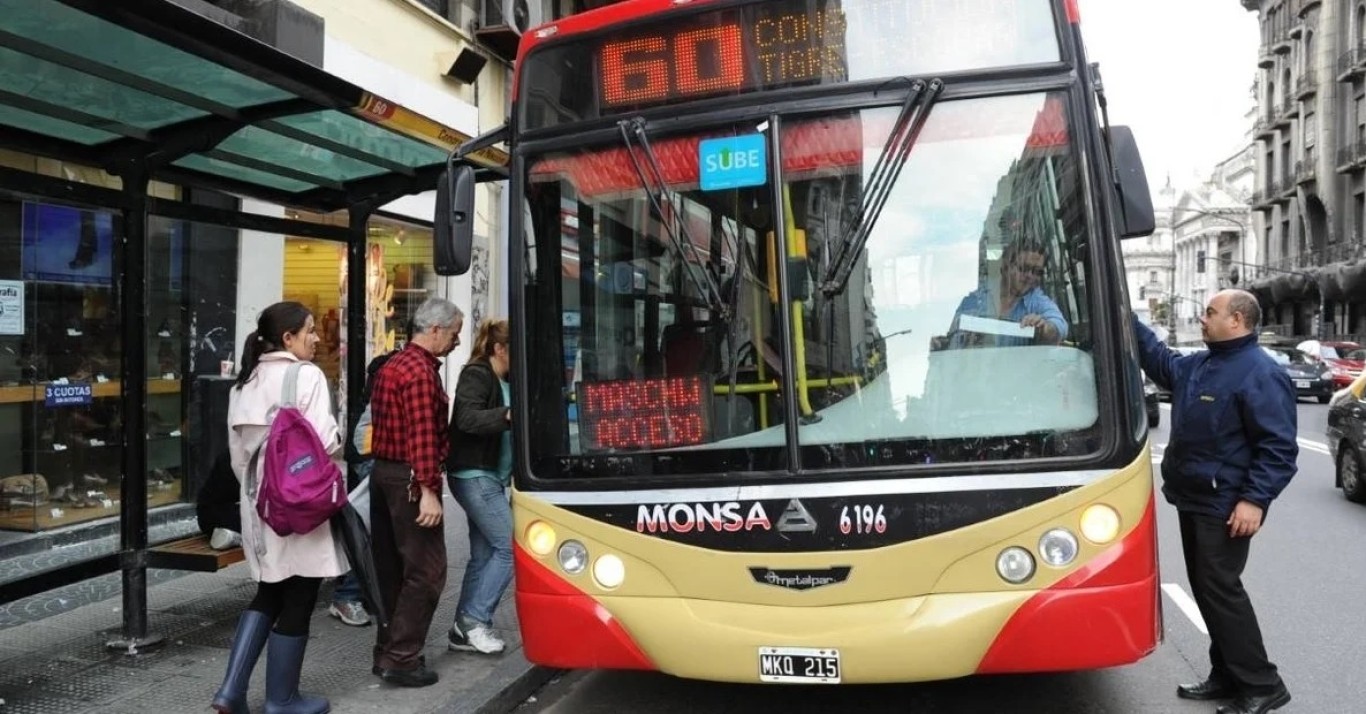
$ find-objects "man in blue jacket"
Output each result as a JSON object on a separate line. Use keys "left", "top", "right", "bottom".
{"left": 1135, "top": 289, "right": 1296, "bottom": 714}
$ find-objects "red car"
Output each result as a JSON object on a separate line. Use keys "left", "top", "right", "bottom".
{"left": 1297, "top": 340, "right": 1366, "bottom": 389}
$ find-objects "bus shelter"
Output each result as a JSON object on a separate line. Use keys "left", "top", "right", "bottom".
{"left": 0, "top": 0, "right": 504, "bottom": 650}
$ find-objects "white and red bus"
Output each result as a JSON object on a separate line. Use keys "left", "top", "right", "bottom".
{"left": 436, "top": 0, "right": 1161, "bottom": 684}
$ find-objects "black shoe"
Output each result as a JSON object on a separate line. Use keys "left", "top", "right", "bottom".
{"left": 379, "top": 664, "right": 439, "bottom": 688}
{"left": 1177, "top": 677, "right": 1236, "bottom": 701}
{"left": 1216, "top": 684, "right": 1291, "bottom": 714}
{"left": 371, "top": 655, "right": 424, "bottom": 676}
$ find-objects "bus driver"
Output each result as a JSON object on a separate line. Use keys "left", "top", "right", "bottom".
{"left": 937, "top": 239, "right": 1068, "bottom": 349}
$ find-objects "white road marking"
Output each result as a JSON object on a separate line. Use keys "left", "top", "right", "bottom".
{"left": 1297, "top": 438, "right": 1330, "bottom": 455}
{"left": 1162, "top": 583, "right": 1208, "bottom": 635}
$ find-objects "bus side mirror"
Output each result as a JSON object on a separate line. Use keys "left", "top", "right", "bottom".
{"left": 1107, "top": 126, "right": 1155, "bottom": 239}
{"left": 434, "top": 164, "right": 476, "bottom": 276}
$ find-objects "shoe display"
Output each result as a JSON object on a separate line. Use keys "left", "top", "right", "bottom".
{"left": 328, "top": 600, "right": 371, "bottom": 627}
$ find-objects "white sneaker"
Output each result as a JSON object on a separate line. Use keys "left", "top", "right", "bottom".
{"left": 467, "top": 624, "right": 505, "bottom": 654}
{"left": 328, "top": 600, "right": 371, "bottom": 627}
{"left": 209, "top": 528, "right": 241, "bottom": 550}
{"left": 452, "top": 622, "right": 504, "bottom": 654}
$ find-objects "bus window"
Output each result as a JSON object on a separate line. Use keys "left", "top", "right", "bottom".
{"left": 522, "top": 121, "right": 790, "bottom": 475}
{"left": 771, "top": 91, "right": 1100, "bottom": 465}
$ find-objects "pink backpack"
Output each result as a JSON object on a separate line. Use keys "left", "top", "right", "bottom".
{"left": 251, "top": 362, "right": 346, "bottom": 537}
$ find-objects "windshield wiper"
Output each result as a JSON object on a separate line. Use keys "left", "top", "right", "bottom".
{"left": 820, "top": 78, "right": 944, "bottom": 298}
{"left": 617, "top": 117, "right": 729, "bottom": 320}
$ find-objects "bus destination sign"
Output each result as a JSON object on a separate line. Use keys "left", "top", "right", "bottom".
{"left": 594, "top": 0, "right": 1057, "bottom": 109}
{"left": 577, "top": 375, "right": 714, "bottom": 451}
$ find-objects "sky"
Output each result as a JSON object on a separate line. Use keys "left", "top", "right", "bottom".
{"left": 1076, "top": 0, "right": 1261, "bottom": 194}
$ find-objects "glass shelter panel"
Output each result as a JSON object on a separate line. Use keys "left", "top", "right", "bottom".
{"left": 0, "top": 0, "right": 296, "bottom": 110}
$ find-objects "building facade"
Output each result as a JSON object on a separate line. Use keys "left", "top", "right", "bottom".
{"left": 1123, "top": 180, "right": 1177, "bottom": 337}
{"left": 1171, "top": 147, "right": 1258, "bottom": 343}
{"left": 1243, "top": 0, "right": 1366, "bottom": 339}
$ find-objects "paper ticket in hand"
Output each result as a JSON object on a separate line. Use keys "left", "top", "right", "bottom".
{"left": 959, "top": 314, "right": 1036, "bottom": 339}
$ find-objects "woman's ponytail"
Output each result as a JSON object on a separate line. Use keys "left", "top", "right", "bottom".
{"left": 235, "top": 331, "right": 265, "bottom": 388}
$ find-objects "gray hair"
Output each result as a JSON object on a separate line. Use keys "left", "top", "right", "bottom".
{"left": 1226, "top": 289, "right": 1261, "bottom": 330}
{"left": 412, "top": 297, "right": 464, "bottom": 332}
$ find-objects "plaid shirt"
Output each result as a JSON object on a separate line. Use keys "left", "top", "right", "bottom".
{"left": 369, "top": 342, "right": 449, "bottom": 494}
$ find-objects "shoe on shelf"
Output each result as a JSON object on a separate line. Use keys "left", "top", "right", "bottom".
{"left": 328, "top": 600, "right": 371, "bottom": 627}
{"left": 209, "top": 528, "right": 242, "bottom": 550}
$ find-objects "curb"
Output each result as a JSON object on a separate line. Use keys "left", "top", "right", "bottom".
{"left": 437, "top": 650, "right": 561, "bottom": 714}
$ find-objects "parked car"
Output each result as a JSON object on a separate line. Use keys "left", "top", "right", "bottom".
{"left": 1297, "top": 340, "right": 1366, "bottom": 389}
{"left": 1262, "top": 346, "right": 1334, "bottom": 403}
{"left": 1142, "top": 375, "right": 1160, "bottom": 428}
{"left": 1325, "top": 372, "right": 1366, "bottom": 503}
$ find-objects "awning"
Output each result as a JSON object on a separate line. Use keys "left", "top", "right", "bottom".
{"left": 0, "top": 0, "right": 508, "bottom": 212}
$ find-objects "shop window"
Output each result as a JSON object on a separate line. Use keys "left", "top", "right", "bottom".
{"left": 0, "top": 199, "right": 241, "bottom": 533}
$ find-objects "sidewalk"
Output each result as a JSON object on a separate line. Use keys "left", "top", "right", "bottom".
{"left": 0, "top": 499, "right": 554, "bottom": 713}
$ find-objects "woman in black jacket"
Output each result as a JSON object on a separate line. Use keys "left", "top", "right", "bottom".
{"left": 445, "top": 319, "right": 513, "bottom": 655}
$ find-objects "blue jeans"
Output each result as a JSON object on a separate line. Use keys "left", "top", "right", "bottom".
{"left": 448, "top": 475, "right": 514, "bottom": 626}
{"left": 333, "top": 572, "right": 362, "bottom": 604}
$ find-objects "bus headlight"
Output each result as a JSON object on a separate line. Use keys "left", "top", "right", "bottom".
{"left": 526, "top": 521, "right": 557, "bottom": 556}
{"left": 995, "top": 546, "right": 1036, "bottom": 584}
{"left": 593, "top": 554, "right": 626, "bottom": 589}
{"left": 1038, "top": 528, "right": 1079, "bottom": 567}
{"left": 558, "top": 540, "right": 588, "bottom": 574}
{"left": 1080, "top": 504, "right": 1121, "bottom": 544}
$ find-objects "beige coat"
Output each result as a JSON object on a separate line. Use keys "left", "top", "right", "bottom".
{"left": 227, "top": 352, "right": 349, "bottom": 583}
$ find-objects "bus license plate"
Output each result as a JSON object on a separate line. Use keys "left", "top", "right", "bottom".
{"left": 758, "top": 647, "right": 841, "bottom": 684}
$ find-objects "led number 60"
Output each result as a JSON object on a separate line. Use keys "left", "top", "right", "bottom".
{"left": 601, "top": 25, "right": 745, "bottom": 106}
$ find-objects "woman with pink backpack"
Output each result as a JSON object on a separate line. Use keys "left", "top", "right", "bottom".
{"left": 212, "top": 301, "right": 347, "bottom": 714}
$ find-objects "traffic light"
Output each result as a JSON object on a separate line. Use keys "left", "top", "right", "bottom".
{"left": 1196, "top": 250, "right": 1206, "bottom": 273}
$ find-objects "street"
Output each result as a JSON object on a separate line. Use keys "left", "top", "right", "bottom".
{"left": 516, "top": 401, "right": 1365, "bottom": 713}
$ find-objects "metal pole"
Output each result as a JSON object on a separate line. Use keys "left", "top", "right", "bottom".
{"left": 109, "top": 170, "right": 163, "bottom": 654}
{"left": 1320, "top": 292, "right": 1327, "bottom": 340}
{"left": 346, "top": 206, "right": 370, "bottom": 444}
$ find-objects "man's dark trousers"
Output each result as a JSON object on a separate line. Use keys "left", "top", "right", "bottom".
{"left": 371, "top": 459, "right": 448, "bottom": 672}
{"left": 1179, "top": 511, "right": 1281, "bottom": 694}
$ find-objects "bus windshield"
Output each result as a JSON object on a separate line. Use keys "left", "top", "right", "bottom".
{"left": 521, "top": 91, "right": 1101, "bottom": 481}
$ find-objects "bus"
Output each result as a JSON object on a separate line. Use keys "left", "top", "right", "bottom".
{"left": 435, "top": 0, "right": 1161, "bottom": 684}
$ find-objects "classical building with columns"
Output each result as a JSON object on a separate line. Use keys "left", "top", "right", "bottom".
{"left": 1171, "top": 148, "right": 1258, "bottom": 343}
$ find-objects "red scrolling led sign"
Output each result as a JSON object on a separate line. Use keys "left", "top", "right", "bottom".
{"left": 577, "top": 376, "right": 713, "bottom": 451}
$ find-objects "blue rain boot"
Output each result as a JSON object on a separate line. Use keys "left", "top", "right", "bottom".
{"left": 263, "top": 632, "right": 330, "bottom": 714}
{"left": 211, "top": 610, "right": 271, "bottom": 714}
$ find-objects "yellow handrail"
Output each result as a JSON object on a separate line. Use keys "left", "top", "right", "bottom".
{"left": 782, "top": 184, "right": 816, "bottom": 418}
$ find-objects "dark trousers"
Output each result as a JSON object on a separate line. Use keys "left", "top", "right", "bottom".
{"left": 371, "top": 459, "right": 447, "bottom": 671}
{"left": 247, "top": 576, "right": 322, "bottom": 637}
{"left": 1178, "top": 511, "right": 1281, "bottom": 694}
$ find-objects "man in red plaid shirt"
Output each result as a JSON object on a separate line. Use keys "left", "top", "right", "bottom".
{"left": 368, "top": 297, "right": 463, "bottom": 687}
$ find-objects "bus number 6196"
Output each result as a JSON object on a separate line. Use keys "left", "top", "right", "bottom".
{"left": 839, "top": 504, "right": 886, "bottom": 535}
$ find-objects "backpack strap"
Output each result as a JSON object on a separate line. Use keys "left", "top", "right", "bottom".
{"left": 281, "top": 361, "right": 304, "bottom": 408}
